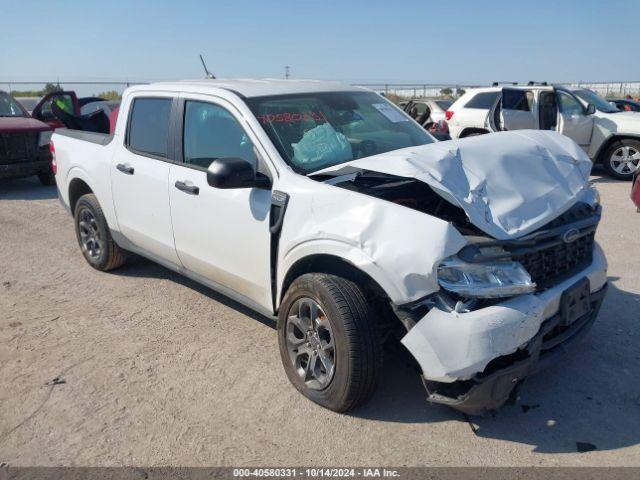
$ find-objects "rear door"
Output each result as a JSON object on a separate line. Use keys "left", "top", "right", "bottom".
{"left": 488, "top": 88, "right": 536, "bottom": 131}
{"left": 111, "top": 95, "right": 181, "bottom": 265}
{"left": 555, "top": 89, "right": 594, "bottom": 149}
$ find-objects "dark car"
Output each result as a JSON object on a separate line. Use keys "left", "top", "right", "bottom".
{"left": 0, "top": 91, "right": 54, "bottom": 185}
{"left": 632, "top": 168, "right": 640, "bottom": 210}
{"left": 609, "top": 98, "right": 640, "bottom": 112}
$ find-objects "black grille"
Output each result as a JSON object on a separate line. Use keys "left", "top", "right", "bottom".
{"left": 0, "top": 132, "right": 39, "bottom": 163}
{"left": 503, "top": 203, "right": 598, "bottom": 291}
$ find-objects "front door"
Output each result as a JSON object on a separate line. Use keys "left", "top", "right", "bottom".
{"left": 168, "top": 97, "right": 273, "bottom": 308}
{"left": 111, "top": 96, "right": 180, "bottom": 265}
{"left": 556, "top": 90, "right": 594, "bottom": 149}
{"left": 32, "top": 91, "right": 80, "bottom": 130}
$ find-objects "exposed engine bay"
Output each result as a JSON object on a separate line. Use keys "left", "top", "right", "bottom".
{"left": 312, "top": 170, "right": 484, "bottom": 236}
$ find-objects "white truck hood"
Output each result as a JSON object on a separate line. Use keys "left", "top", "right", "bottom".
{"left": 315, "top": 130, "right": 593, "bottom": 240}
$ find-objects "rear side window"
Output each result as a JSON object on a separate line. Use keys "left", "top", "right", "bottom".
{"left": 502, "top": 90, "right": 534, "bottom": 112}
{"left": 127, "top": 98, "right": 172, "bottom": 157}
{"left": 464, "top": 92, "right": 499, "bottom": 109}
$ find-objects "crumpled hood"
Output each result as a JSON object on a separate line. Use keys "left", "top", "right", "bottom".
{"left": 315, "top": 130, "right": 593, "bottom": 240}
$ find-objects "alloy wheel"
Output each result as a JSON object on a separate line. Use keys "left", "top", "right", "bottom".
{"left": 610, "top": 146, "right": 640, "bottom": 175}
{"left": 78, "top": 208, "right": 102, "bottom": 259}
{"left": 285, "top": 297, "right": 336, "bottom": 390}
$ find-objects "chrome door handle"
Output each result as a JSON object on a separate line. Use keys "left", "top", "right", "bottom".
{"left": 174, "top": 180, "right": 199, "bottom": 195}
{"left": 116, "top": 163, "right": 134, "bottom": 175}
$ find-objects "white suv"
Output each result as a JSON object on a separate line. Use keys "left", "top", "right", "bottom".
{"left": 447, "top": 84, "right": 640, "bottom": 179}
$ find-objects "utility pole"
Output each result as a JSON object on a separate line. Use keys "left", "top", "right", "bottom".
{"left": 284, "top": 66, "right": 290, "bottom": 80}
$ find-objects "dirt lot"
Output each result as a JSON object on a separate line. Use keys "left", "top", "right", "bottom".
{"left": 1, "top": 172, "right": 639, "bottom": 467}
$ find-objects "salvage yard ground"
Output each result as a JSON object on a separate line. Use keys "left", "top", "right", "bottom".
{"left": 0, "top": 171, "right": 639, "bottom": 466}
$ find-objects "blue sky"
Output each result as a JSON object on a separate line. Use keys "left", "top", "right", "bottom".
{"left": 2, "top": 0, "right": 639, "bottom": 86}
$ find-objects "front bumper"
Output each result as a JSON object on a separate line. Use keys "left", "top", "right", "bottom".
{"left": 0, "top": 159, "right": 50, "bottom": 179}
{"left": 401, "top": 244, "right": 608, "bottom": 415}
{"left": 422, "top": 283, "right": 607, "bottom": 415}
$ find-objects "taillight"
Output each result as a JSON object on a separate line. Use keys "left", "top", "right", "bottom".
{"left": 50, "top": 141, "right": 57, "bottom": 175}
{"left": 445, "top": 110, "right": 454, "bottom": 121}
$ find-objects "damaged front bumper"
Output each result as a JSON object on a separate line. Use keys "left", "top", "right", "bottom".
{"left": 401, "top": 244, "right": 608, "bottom": 415}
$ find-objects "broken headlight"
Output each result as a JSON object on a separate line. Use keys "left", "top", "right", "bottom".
{"left": 437, "top": 258, "right": 536, "bottom": 298}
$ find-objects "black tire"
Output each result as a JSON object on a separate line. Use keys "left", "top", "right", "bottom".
{"left": 74, "top": 193, "right": 128, "bottom": 271}
{"left": 602, "top": 138, "right": 640, "bottom": 180}
{"left": 278, "top": 273, "right": 381, "bottom": 412}
{"left": 37, "top": 170, "right": 56, "bottom": 186}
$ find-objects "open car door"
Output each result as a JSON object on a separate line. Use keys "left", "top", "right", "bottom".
{"left": 487, "top": 88, "right": 537, "bottom": 132}
{"left": 31, "top": 91, "right": 80, "bottom": 130}
{"left": 555, "top": 88, "right": 594, "bottom": 150}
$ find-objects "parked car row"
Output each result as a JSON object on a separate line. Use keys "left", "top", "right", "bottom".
{"left": 49, "top": 78, "right": 610, "bottom": 415}
{"left": 0, "top": 90, "right": 120, "bottom": 185}
{"left": 442, "top": 83, "right": 640, "bottom": 180}
{"left": 398, "top": 98, "right": 452, "bottom": 140}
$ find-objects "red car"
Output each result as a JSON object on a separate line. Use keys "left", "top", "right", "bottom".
{"left": 632, "top": 169, "right": 640, "bottom": 210}
{"left": 29, "top": 91, "right": 112, "bottom": 134}
{"left": 0, "top": 90, "right": 54, "bottom": 185}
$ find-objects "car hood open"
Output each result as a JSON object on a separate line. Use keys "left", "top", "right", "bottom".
{"left": 314, "top": 130, "right": 593, "bottom": 240}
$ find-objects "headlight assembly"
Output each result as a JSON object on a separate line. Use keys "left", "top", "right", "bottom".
{"left": 438, "top": 258, "right": 536, "bottom": 298}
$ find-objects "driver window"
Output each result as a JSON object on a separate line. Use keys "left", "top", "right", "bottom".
{"left": 183, "top": 101, "right": 257, "bottom": 170}
{"left": 557, "top": 92, "right": 584, "bottom": 116}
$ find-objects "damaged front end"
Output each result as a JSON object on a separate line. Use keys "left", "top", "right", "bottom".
{"left": 399, "top": 201, "right": 607, "bottom": 415}
{"left": 310, "top": 130, "right": 608, "bottom": 415}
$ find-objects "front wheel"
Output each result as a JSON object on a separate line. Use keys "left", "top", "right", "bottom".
{"left": 602, "top": 139, "right": 640, "bottom": 180}
{"left": 278, "top": 273, "right": 382, "bottom": 412}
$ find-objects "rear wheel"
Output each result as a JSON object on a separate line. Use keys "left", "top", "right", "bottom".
{"left": 74, "top": 194, "right": 128, "bottom": 271}
{"left": 278, "top": 273, "right": 381, "bottom": 412}
{"left": 602, "top": 139, "right": 640, "bottom": 180}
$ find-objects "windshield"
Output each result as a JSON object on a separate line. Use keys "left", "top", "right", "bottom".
{"left": 573, "top": 89, "right": 619, "bottom": 113}
{"left": 0, "top": 93, "right": 28, "bottom": 117}
{"left": 246, "top": 91, "right": 435, "bottom": 173}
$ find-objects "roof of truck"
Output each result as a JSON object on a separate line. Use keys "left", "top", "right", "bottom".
{"left": 130, "top": 78, "right": 363, "bottom": 98}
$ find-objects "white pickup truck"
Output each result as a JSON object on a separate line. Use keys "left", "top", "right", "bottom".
{"left": 52, "top": 79, "right": 608, "bottom": 415}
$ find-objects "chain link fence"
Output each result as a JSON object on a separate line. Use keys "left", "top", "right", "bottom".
{"left": 355, "top": 81, "right": 640, "bottom": 99}
{"left": 2, "top": 80, "right": 640, "bottom": 100}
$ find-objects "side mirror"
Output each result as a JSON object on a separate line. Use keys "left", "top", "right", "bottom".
{"left": 585, "top": 103, "right": 596, "bottom": 115}
{"left": 207, "top": 157, "right": 271, "bottom": 189}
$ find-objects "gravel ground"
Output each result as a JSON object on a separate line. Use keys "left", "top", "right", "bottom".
{"left": 0, "top": 172, "right": 639, "bottom": 467}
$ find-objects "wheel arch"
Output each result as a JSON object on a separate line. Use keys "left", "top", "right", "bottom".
{"left": 68, "top": 177, "right": 94, "bottom": 214}
{"left": 595, "top": 134, "right": 640, "bottom": 164}
{"left": 459, "top": 127, "right": 489, "bottom": 138}
{"left": 278, "top": 252, "right": 397, "bottom": 314}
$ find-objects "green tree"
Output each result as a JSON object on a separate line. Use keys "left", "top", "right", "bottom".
{"left": 43, "top": 83, "right": 62, "bottom": 94}
{"left": 440, "top": 87, "right": 453, "bottom": 97}
{"left": 456, "top": 88, "right": 466, "bottom": 97}
{"left": 94, "top": 90, "right": 122, "bottom": 101}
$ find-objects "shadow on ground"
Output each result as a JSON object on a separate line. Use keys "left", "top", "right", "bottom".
{"left": 0, "top": 177, "right": 57, "bottom": 200}
{"left": 358, "top": 280, "right": 640, "bottom": 454}
{"left": 115, "top": 256, "right": 640, "bottom": 454}
{"left": 116, "top": 257, "right": 276, "bottom": 330}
